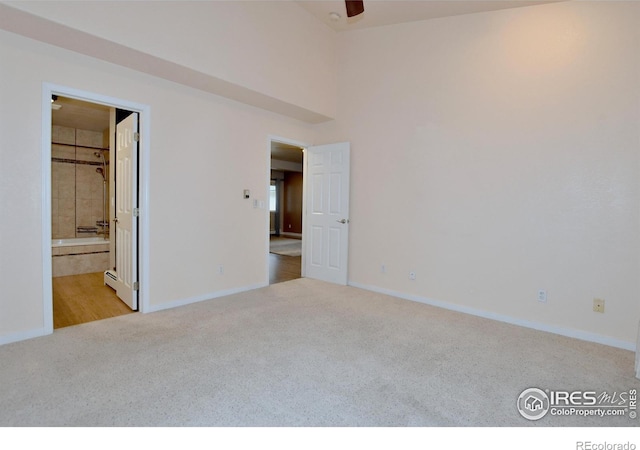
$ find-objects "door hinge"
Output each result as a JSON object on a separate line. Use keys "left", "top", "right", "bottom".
{"left": 133, "top": 281, "right": 140, "bottom": 291}
{"left": 134, "top": 132, "right": 140, "bottom": 142}
{"left": 133, "top": 208, "right": 140, "bottom": 217}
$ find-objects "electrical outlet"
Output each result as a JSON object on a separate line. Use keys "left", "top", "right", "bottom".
{"left": 409, "top": 271, "right": 416, "bottom": 280}
{"left": 593, "top": 298, "right": 605, "bottom": 313}
{"left": 537, "top": 289, "right": 547, "bottom": 303}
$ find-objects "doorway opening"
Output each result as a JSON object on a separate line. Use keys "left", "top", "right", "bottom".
{"left": 269, "top": 140, "right": 305, "bottom": 284}
{"left": 45, "top": 86, "right": 146, "bottom": 330}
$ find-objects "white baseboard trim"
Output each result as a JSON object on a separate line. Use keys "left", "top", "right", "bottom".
{"left": 348, "top": 281, "right": 635, "bottom": 352}
{"left": 146, "top": 282, "right": 268, "bottom": 314}
{"left": 0, "top": 282, "right": 269, "bottom": 346}
{"left": 0, "top": 327, "right": 51, "bottom": 346}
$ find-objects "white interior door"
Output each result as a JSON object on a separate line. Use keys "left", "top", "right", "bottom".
{"left": 114, "top": 113, "right": 138, "bottom": 310}
{"left": 305, "top": 142, "right": 350, "bottom": 285}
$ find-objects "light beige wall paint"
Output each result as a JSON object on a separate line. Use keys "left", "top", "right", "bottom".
{"left": 3, "top": 0, "right": 638, "bottom": 349}
{"left": 5, "top": 0, "right": 337, "bottom": 119}
{"left": 317, "top": 2, "right": 640, "bottom": 345}
{"left": 0, "top": 29, "right": 316, "bottom": 340}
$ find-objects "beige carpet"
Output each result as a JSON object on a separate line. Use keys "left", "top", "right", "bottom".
{"left": 0, "top": 278, "right": 638, "bottom": 427}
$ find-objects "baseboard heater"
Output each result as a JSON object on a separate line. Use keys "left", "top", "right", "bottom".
{"left": 104, "top": 269, "right": 118, "bottom": 291}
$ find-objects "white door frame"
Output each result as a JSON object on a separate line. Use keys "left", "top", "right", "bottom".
{"left": 41, "top": 83, "right": 151, "bottom": 333}
{"left": 267, "top": 136, "right": 310, "bottom": 281}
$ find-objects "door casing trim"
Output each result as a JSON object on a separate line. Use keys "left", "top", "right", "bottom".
{"left": 42, "top": 83, "right": 151, "bottom": 334}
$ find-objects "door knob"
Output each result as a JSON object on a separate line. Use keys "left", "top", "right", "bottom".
{"left": 336, "top": 219, "right": 349, "bottom": 224}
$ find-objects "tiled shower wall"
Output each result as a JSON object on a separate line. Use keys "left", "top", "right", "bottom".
{"left": 51, "top": 125, "right": 110, "bottom": 239}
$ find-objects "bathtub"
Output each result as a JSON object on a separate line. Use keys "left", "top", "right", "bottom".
{"left": 52, "top": 237, "right": 109, "bottom": 247}
{"left": 52, "top": 237, "right": 110, "bottom": 277}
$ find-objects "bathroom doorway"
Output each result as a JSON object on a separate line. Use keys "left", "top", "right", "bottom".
{"left": 49, "top": 93, "right": 140, "bottom": 328}
{"left": 269, "top": 139, "right": 305, "bottom": 284}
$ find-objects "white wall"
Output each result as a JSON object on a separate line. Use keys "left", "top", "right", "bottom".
{"left": 0, "top": 29, "right": 316, "bottom": 343}
{"left": 4, "top": 0, "right": 337, "bottom": 120}
{"left": 317, "top": 1, "right": 640, "bottom": 347}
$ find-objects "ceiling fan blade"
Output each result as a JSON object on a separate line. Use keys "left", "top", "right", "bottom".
{"left": 345, "top": 0, "right": 364, "bottom": 18}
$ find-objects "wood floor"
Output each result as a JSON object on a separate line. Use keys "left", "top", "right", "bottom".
{"left": 53, "top": 272, "right": 135, "bottom": 329}
{"left": 269, "top": 253, "right": 301, "bottom": 284}
{"left": 54, "top": 247, "right": 300, "bottom": 329}
{"left": 270, "top": 235, "right": 302, "bottom": 284}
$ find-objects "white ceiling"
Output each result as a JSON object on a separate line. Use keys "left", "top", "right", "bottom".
{"left": 271, "top": 142, "right": 304, "bottom": 164}
{"left": 51, "top": 96, "right": 110, "bottom": 132}
{"left": 296, "top": 0, "right": 564, "bottom": 32}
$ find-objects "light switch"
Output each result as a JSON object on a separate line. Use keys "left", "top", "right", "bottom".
{"left": 244, "top": 189, "right": 250, "bottom": 199}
